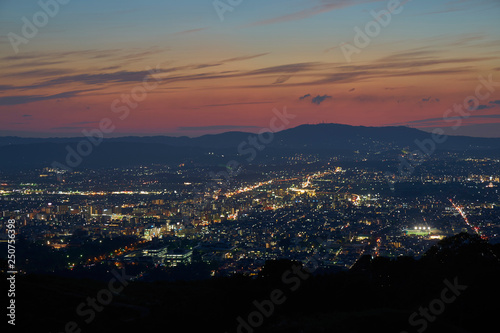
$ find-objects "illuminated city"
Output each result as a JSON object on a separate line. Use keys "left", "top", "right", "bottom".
{"left": 1, "top": 151, "right": 498, "bottom": 276}
{"left": 1, "top": 0, "right": 499, "bottom": 332}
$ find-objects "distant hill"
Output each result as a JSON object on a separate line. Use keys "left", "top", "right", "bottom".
{"left": 1, "top": 123, "right": 499, "bottom": 170}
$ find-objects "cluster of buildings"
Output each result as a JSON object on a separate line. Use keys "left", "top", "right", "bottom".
{"left": 0, "top": 158, "right": 498, "bottom": 276}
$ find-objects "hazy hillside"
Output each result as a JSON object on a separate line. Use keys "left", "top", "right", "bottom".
{"left": 1, "top": 124, "right": 499, "bottom": 170}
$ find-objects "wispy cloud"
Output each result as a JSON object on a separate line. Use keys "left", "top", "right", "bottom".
{"left": 1, "top": 49, "right": 496, "bottom": 107}
{"left": 245, "top": 0, "right": 381, "bottom": 27}
{"left": 419, "top": 0, "right": 500, "bottom": 16}
{"left": 421, "top": 97, "right": 439, "bottom": 102}
{"left": 273, "top": 75, "right": 292, "bottom": 84}
{"left": 312, "top": 95, "right": 332, "bottom": 105}
{"left": 476, "top": 104, "right": 494, "bottom": 110}
{"left": 222, "top": 53, "right": 270, "bottom": 62}
{"left": 202, "top": 101, "right": 274, "bottom": 107}
{"left": 178, "top": 125, "right": 260, "bottom": 131}
{"left": 174, "top": 27, "right": 209, "bottom": 35}
{"left": 389, "top": 114, "right": 500, "bottom": 127}
{"left": 70, "top": 121, "right": 100, "bottom": 125}
{"left": 0, "top": 90, "right": 95, "bottom": 106}
{"left": 2, "top": 68, "right": 73, "bottom": 78}
{"left": 299, "top": 94, "right": 332, "bottom": 105}
{"left": 51, "top": 126, "right": 87, "bottom": 130}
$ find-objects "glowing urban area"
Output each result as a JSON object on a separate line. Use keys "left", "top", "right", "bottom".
{"left": 1, "top": 0, "right": 499, "bottom": 332}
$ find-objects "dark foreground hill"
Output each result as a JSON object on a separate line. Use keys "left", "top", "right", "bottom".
{"left": 4, "top": 233, "right": 500, "bottom": 333}
{"left": 1, "top": 123, "right": 500, "bottom": 170}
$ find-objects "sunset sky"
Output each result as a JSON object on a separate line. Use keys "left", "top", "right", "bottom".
{"left": 1, "top": 0, "right": 499, "bottom": 137}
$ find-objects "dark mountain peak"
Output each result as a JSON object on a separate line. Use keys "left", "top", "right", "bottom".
{"left": 0, "top": 123, "right": 499, "bottom": 170}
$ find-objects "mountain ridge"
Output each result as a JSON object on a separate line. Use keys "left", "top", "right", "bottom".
{"left": 1, "top": 123, "right": 499, "bottom": 170}
{"left": 1, "top": 123, "right": 499, "bottom": 145}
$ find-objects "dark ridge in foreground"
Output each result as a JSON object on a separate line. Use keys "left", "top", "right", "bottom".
{"left": 4, "top": 233, "right": 500, "bottom": 333}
